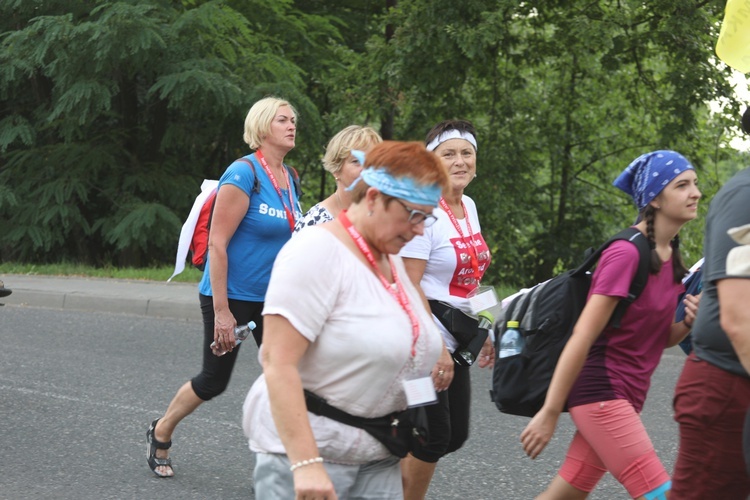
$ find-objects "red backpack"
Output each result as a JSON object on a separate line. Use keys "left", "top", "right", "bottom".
{"left": 187, "top": 157, "right": 300, "bottom": 271}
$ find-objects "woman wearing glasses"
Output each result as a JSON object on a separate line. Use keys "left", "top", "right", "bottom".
{"left": 400, "top": 120, "right": 494, "bottom": 499}
{"left": 242, "top": 141, "right": 449, "bottom": 499}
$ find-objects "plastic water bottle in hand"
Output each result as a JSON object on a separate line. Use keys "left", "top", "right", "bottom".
{"left": 499, "top": 320, "right": 524, "bottom": 358}
{"left": 211, "top": 321, "right": 256, "bottom": 356}
{"left": 454, "top": 310, "right": 495, "bottom": 366}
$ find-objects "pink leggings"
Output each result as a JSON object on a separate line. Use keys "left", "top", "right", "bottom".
{"left": 559, "top": 399, "right": 670, "bottom": 498}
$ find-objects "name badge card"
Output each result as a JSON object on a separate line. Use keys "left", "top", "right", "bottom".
{"left": 402, "top": 377, "right": 437, "bottom": 407}
{"left": 468, "top": 286, "right": 499, "bottom": 314}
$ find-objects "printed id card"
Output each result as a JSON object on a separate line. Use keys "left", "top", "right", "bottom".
{"left": 402, "top": 377, "right": 437, "bottom": 407}
{"left": 468, "top": 286, "right": 499, "bottom": 314}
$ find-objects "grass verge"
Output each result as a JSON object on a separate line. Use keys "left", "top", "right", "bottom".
{"left": 0, "top": 263, "right": 204, "bottom": 283}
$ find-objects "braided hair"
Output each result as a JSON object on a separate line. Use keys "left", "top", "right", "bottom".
{"left": 641, "top": 205, "right": 689, "bottom": 282}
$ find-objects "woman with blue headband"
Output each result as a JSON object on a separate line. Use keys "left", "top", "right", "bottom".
{"left": 242, "top": 141, "right": 449, "bottom": 499}
{"left": 520, "top": 151, "right": 702, "bottom": 500}
{"left": 400, "top": 119, "right": 494, "bottom": 499}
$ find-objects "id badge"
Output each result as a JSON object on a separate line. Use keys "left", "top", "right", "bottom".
{"left": 468, "top": 286, "right": 498, "bottom": 314}
{"left": 402, "top": 377, "right": 437, "bottom": 407}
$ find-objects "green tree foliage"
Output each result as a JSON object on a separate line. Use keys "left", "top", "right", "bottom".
{"left": 338, "top": 0, "right": 745, "bottom": 285}
{"left": 0, "top": 0, "right": 327, "bottom": 265}
{"left": 1, "top": 0, "right": 747, "bottom": 288}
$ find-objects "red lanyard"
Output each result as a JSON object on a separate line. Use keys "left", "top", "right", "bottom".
{"left": 254, "top": 150, "right": 296, "bottom": 233}
{"left": 439, "top": 197, "right": 479, "bottom": 281}
{"left": 339, "top": 211, "right": 420, "bottom": 357}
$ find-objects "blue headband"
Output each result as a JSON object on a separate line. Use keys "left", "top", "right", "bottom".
{"left": 347, "top": 150, "right": 442, "bottom": 206}
{"left": 613, "top": 150, "right": 695, "bottom": 210}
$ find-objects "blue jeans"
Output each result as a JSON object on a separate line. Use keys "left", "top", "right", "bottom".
{"left": 254, "top": 453, "right": 402, "bottom": 500}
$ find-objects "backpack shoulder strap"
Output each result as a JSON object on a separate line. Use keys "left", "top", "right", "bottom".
{"left": 606, "top": 227, "right": 651, "bottom": 327}
{"left": 571, "top": 227, "right": 650, "bottom": 328}
{"left": 237, "top": 156, "right": 261, "bottom": 194}
{"left": 283, "top": 163, "right": 302, "bottom": 198}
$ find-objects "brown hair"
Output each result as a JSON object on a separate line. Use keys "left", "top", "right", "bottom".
{"left": 642, "top": 205, "right": 689, "bottom": 282}
{"left": 425, "top": 119, "right": 477, "bottom": 148}
{"left": 349, "top": 141, "right": 449, "bottom": 202}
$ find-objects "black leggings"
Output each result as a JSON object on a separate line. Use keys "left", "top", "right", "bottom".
{"left": 190, "top": 294, "right": 264, "bottom": 401}
{"left": 411, "top": 362, "right": 471, "bottom": 463}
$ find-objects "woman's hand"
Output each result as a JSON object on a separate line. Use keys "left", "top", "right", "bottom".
{"left": 213, "top": 308, "right": 237, "bottom": 354}
{"left": 477, "top": 336, "right": 495, "bottom": 368}
{"left": 520, "top": 407, "right": 560, "bottom": 459}
{"left": 682, "top": 292, "right": 702, "bottom": 329}
{"left": 432, "top": 347, "right": 454, "bottom": 392}
{"left": 293, "top": 465, "right": 338, "bottom": 500}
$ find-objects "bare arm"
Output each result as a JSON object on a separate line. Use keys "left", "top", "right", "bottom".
{"left": 666, "top": 292, "right": 701, "bottom": 347}
{"left": 718, "top": 278, "right": 750, "bottom": 374}
{"left": 520, "top": 294, "right": 619, "bottom": 459}
{"left": 402, "top": 256, "right": 453, "bottom": 391}
{"left": 262, "top": 314, "right": 337, "bottom": 500}
{"left": 208, "top": 184, "right": 249, "bottom": 354}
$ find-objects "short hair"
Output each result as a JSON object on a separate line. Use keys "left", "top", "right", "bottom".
{"left": 742, "top": 107, "right": 750, "bottom": 135}
{"left": 349, "top": 141, "right": 449, "bottom": 202}
{"left": 243, "top": 96, "right": 297, "bottom": 149}
{"left": 322, "top": 125, "right": 383, "bottom": 174}
{"left": 425, "top": 119, "right": 477, "bottom": 147}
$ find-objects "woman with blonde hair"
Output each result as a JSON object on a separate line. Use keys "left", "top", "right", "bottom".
{"left": 243, "top": 141, "right": 449, "bottom": 498}
{"left": 146, "top": 96, "right": 302, "bottom": 478}
{"left": 294, "top": 125, "right": 382, "bottom": 231}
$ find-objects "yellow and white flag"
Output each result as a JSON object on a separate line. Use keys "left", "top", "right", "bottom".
{"left": 716, "top": 0, "right": 750, "bottom": 73}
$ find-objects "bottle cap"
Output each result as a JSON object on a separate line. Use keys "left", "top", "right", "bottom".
{"left": 507, "top": 320, "right": 520, "bottom": 329}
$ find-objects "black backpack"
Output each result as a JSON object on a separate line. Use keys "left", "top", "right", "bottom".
{"left": 489, "top": 227, "right": 651, "bottom": 417}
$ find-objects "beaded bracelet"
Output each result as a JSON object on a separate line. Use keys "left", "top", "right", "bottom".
{"left": 289, "top": 457, "right": 324, "bottom": 471}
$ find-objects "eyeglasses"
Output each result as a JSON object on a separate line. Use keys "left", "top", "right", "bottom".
{"left": 393, "top": 198, "right": 438, "bottom": 227}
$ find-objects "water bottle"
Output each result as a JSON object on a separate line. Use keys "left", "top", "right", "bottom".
{"left": 454, "top": 311, "right": 494, "bottom": 366}
{"left": 211, "top": 321, "right": 257, "bottom": 356}
{"left": 499, "top": 320, "right": 524, "bottom": 358}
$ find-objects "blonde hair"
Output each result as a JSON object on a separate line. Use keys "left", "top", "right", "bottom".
{"left": 322, "top": 125, "right": 382, "bottom": 174}
{"left": 243, "top": 96, "right": 297, "bottom": 149}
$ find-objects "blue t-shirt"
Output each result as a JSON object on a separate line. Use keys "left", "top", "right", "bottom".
{"left": 198, "top": 154, "right": 302, "bottom": 302}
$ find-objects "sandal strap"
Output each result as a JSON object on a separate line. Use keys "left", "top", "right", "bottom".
{"left": 151, "top": 437, "right": 172, "bottom": 450}
{"left": 147, "top": 419, "right": 172, "bottom": 450}
{"left": 150, "top": 456, "right": 172, "bottom": 467}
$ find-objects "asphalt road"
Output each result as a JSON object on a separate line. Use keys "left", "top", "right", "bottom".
{"left": 0, "top": 305, "right": 688, "bottom": 499}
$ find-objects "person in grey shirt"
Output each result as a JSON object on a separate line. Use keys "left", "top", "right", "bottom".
{"left": 671, "top": 107, "right": 750, "bottom": 499}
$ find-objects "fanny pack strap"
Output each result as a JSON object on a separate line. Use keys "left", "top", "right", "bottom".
{"left": 304, "top": 390, "right": 392, "bottom": 429}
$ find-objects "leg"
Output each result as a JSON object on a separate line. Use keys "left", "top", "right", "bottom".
{"left": 254, "top": 453, "right": 299, "bottom": 499}
{"left": 569, "top": 400, "right": 669, "bottom": 498}
{"left": 445, "top": 364, "right": 471, "bottom": 454}
{"left": 349, "top": 457, "right": 403, "bottom": 500}
{"left": 401, "top": 363, "right": 471, "bottom": 499}
{"left": 402, "top": 366, "right": 458, "bottom": 499}
{"left": 148, "top": 295, "right": 263, "bottom": 476}
{"left": 672, "top": 354, "right": 750, "bottom": 499}
{"left": 553, "top": 430, "right": 607, "bottom": 499}
{"left": 149, "top": 381, "right": 204, "bottom": 477}
{"left": 401, "top": 455, "right": 437, "bottom": 500}
{"left": 537, "top": 475, "right": 589, "bottom": 500}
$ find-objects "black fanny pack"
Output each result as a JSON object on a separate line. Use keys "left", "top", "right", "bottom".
{"left": 303, "top": 390, "right": 428, "bottom": 458}
{"left": 428, "top": 300, "right": 488, "bottom": 366}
